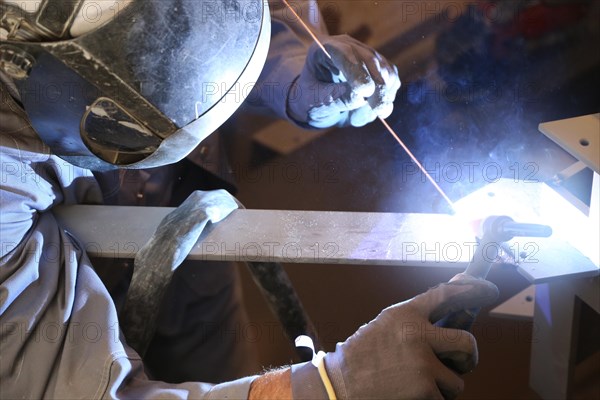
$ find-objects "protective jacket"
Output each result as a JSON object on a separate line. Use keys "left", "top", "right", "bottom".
{"left": 0, "top": 1, "right": 324, "bottom": 398}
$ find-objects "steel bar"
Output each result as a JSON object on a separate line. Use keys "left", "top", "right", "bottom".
{"left": 53, "top": 205, "right": 476, "bottom": 268}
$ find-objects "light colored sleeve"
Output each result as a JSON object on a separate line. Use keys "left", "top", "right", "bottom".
{"left": 0, "top": 82, "right": 256, "bottom": 399}
{"left": 245, "top": 0, "right": 328, "bottom": 120}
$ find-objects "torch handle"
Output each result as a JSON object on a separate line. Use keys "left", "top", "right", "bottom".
{"left": 437, "top": 232, "right": 499, "bottom": 331}
{"left": 436, "top": 307, "right": 480, "bottom": 331}
{"left": 438, "top": 217, "right": 551, "bottom": 369}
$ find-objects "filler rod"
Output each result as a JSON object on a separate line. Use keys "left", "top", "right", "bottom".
{"left": 281, "top": 0, "right": 455, "bottom": 212}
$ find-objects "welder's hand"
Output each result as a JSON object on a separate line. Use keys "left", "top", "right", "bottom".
{"left": 323, "top": 274, "right": 498, "bottom": 399}
{"left": 287, "top": 34, "right": 401, "bottom": 128}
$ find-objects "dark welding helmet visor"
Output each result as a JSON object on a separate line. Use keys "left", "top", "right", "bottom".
{"left": 1, "top": 0, "right": 270, "bottom": 170}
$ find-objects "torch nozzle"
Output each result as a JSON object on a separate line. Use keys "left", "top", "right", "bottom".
{"left": 481, "top": 216, "right": 552, "bottom": 242}
{"left": 500, "top": 221, "right": 553, "bottom": 239}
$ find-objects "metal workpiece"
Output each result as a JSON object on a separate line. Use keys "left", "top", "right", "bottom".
{"left": 453, "top": 179, "right": 599, "bottom": 282}
{"left": 54, "top": 205, "right": 477, "bottom": 268}
{"left": 54, "top": 177, "right": 599, "bottom": 282}
{"left": 539, "top": 114, "right": 600, "bottom": 175}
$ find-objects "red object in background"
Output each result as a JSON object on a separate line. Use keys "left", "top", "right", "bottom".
{"left": 474, "top": 1, "right": 591, "bottom": 58}
{"left": 512, "top": 1, "right": 588, "bottom": 39}
{"left": 477, "top": 0, "right": 589, "bottom": 39}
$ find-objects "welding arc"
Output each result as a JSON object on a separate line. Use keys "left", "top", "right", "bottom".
{"left": 281, "top": 0, "right": 456, "bottom": 212}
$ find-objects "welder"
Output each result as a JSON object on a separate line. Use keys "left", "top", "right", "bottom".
{"left": 0, "top": 1, "right": 498, "bottom": 398}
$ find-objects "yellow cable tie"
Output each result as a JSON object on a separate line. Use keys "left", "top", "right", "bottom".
{"left": 314, "top": 351, "right": 337, "bottom": 400}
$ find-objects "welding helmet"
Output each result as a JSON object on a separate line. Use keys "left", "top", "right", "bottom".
{"left": 0, "top": 0, "right": 270, "bottom": 170}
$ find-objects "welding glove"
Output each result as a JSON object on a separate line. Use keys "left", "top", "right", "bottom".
{"left": 287, "top": 34, "right": 401, "bottom": 128}
{"left": 292, "top": 274, "right": 498, "bottom": 399}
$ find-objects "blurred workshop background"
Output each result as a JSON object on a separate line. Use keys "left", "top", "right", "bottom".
{"left": 215, "top": 1, "right": 600, "bottom": 399}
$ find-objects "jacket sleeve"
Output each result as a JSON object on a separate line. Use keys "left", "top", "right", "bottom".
{"left": 245, "top": 0, "right": 328, "bottom": 120}
{"left": 0, "top": 81, "right": 256, "bottom": 399}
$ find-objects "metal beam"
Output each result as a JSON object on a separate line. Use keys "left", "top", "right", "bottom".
{"left": 53, "top": 205, "right": 476, "bottom": 268}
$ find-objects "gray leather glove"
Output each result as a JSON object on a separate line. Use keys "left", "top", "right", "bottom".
{"left": 303, "top": 274, "right": 498, "bottom": 400}
{"left": 287, "top": 34, "right": 401, "bottom": 128}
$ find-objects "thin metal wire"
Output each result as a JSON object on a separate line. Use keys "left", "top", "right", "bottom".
{"left": 378, "top": 118, "right": 455, "bottom": 210}
{"left": 281, "top": 0, "right": 332, "bottom": 59}
{"left": 280, "top": 0, "right": 455, "bottom": 212}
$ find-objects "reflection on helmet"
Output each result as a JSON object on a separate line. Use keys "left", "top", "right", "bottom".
{"left": 1, "top": 0, "right": 131, "bottom": 41}
{"left": 0, "top": 0, "right": 270, "bottom": 170}
{"left": 82, "top": 97, "right": 162, "bottom": 165}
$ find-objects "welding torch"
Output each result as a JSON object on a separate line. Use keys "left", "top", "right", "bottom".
{"left": 437, "top": 216, "right": 552, "bottom": 331}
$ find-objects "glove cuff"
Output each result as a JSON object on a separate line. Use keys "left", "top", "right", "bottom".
{"left": 291, "top": 357, "right": 336, "bottom": 400}
{"left": 322, "top": 349, "right": 347, "bottom": 399}
{"left": 285, "top": 75, "right": 316, "bottom": 129}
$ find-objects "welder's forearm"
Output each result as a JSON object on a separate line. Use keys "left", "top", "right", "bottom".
{"left": 245, "top": 0, "right": 328, "bottom": 121}
{"left": 248, "top": 368, "right": 293, "bottom": 400}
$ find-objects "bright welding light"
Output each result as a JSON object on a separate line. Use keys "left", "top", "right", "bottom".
{"left": 451, "top": 178, "right": 599, "bottom": 268}
{"left": 538, "top": 182, "right": 599, "bottom": 267}
{"left": 453, "top": 180, "right": 544, "bottom": 223}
